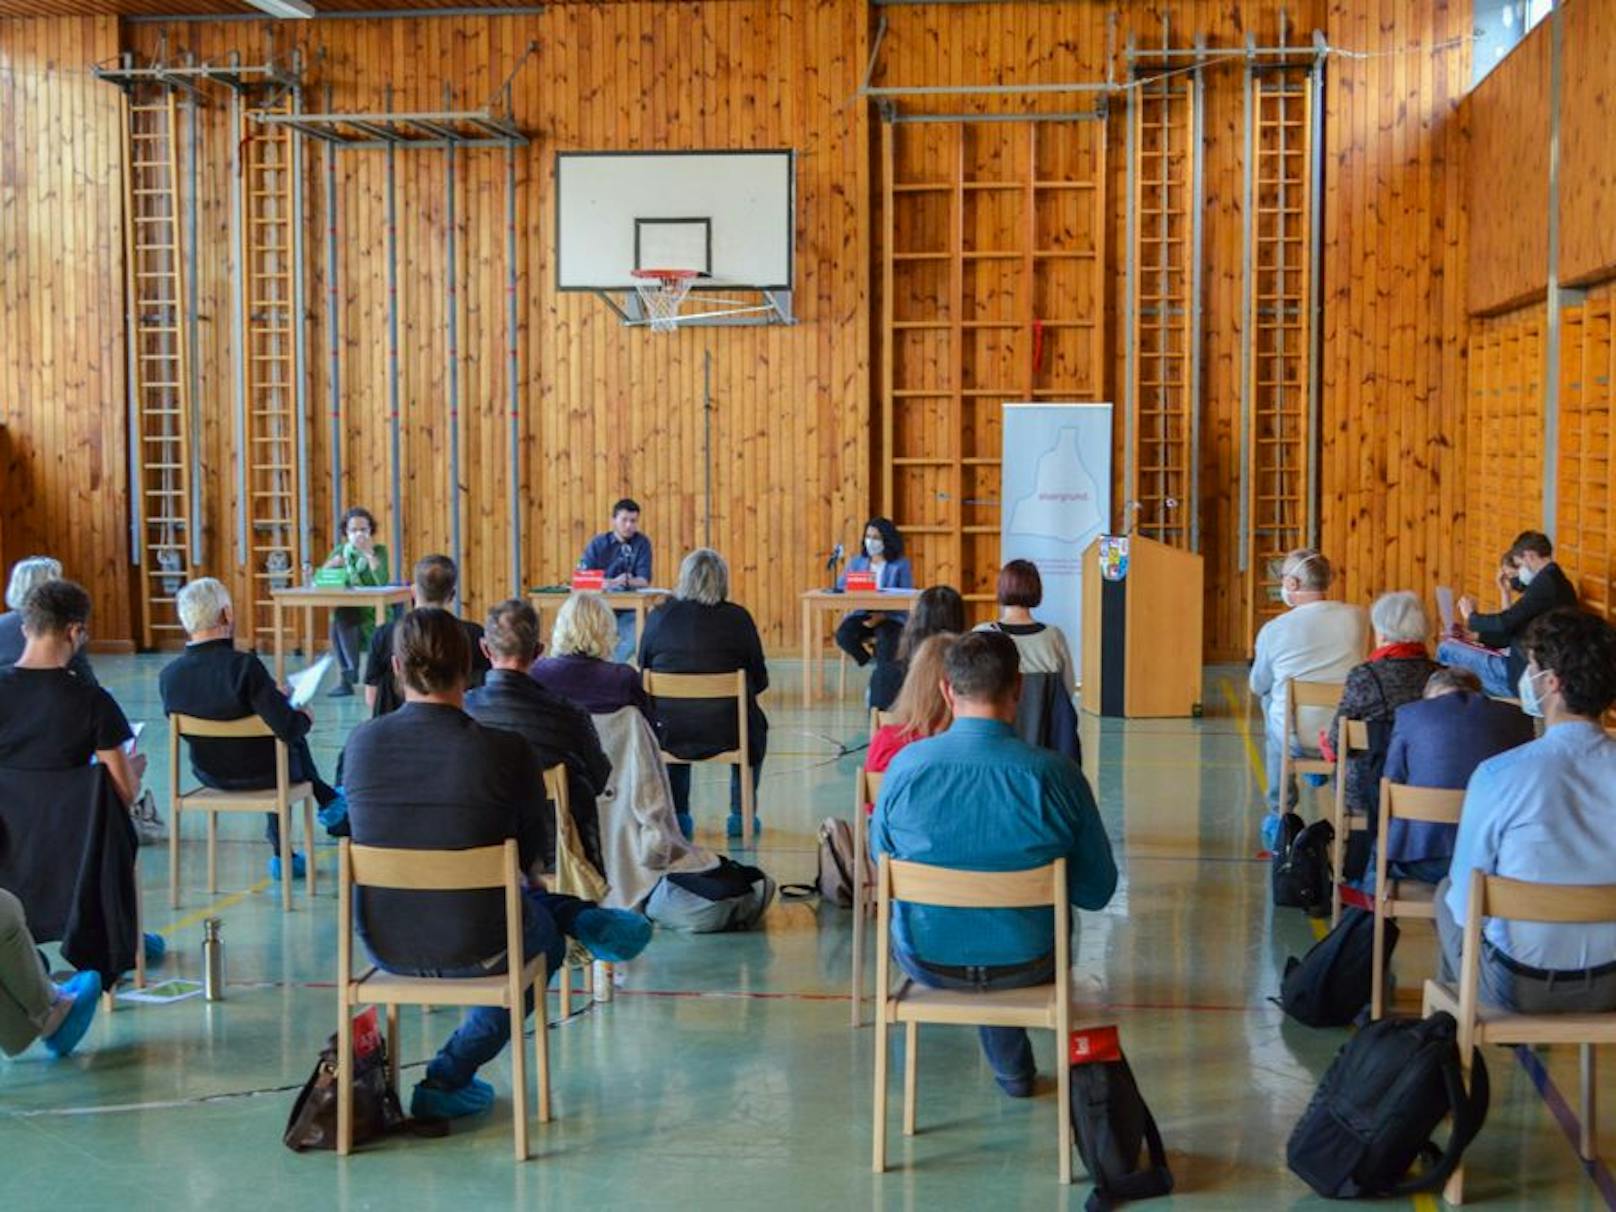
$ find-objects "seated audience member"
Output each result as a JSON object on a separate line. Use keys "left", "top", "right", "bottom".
{"left": 1438, "top": 609, "right": 1616, "bottom": 1013}
{"left": 1440, "top": 530, "right": 1577, "bottom": 698}
{"left": 343, "top": 608, "right": 650, "bottom": 1120}
{"left": 159, "top": 578, "right": 341, "bottom": 882}
{"left": 834, "top": 517, "right": 913, "bottom": 704}
{"left": 0, "top": 581, "right": 143, "bottom": 807}
{"left": 323, "top": 506, "right": 391, "bottom": 696}
{"left": 0, "top": 889, "right": 101, "bottom": 1058}
{"left": 1248, "top": 549, "right": 1368, "bottom": 834}
{"left": 529, "top": 592, "right": 653, "bottom": 718}
{"left": 465, "top": 599, "right": 610, "bottom": 873}
{"left": 870, "top": 584, "right": 965, "bottom": 711}
{"left": 868, "top": 633, "right": 956, "bottom": 779}
{"left": 639, "top": 549, "right": 769, "bottom": 841}
{"left": 0, "top": 557, "right": 97, "bottom": 686}
{"left": 1378, "top": 668, "right": 1533, "bottom": 885}
{"left": 871, "top": 631, "right": 1116, "bottom": 1097}
{"left": 1323, "top": 591, "right": 1442, "bottom": 818}
{"left": 974, "top": 559, "right": 1076, "bottom": 701}
{"left": 364, "top": 554, "right": 490, "bottom": 717}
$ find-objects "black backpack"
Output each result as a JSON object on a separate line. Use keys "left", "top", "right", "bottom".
{"left": 1277, "top": 907, "right": 1397, "bottom": 1028}
{"left": 1287, "top": 1011, "right": 1490, "bottom": 1198}
{"left": 1069, "top": 1031, "right": 1174, "bottom": 1212}
{"left": 1272, "top": 813, "right": 1334, "bottom": 916}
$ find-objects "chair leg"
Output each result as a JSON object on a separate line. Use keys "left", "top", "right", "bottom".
{"left": 851, "top": 860, "right": 865, "bottom": 1029}
{"left": 536, "top": 983, "right": 552, "bottom": 1124}
{"left": 872, "top": 1019, "right": 889, "bottom": 1173}
{"left": 336, "top": 996, "right": 354, "bottom": 1156}
{"left": 559, "top": 968, "right": 572, "bottom": 1019}
{"left": 169, "top": 808, "right": 181, "bottom": 909}
{"left": 1330, "top": 827, "right": 1344, "bottom": 928}
{"left": 581, "top": 960, "right": 594, "bottom": 996}
{"left": 279, "top": 807, "right": 292, "bottom": 912}
{"left": 304, "top": 799, "right": 318, "bottom": 899}
{"left": 1444, "top": 1042, "right": 1474, "bottom": 1205}
{"left": 206, "top": 813, "right": 217, "bottom": 895}
{"left": 1582, "top": 1043, "right": 1598, "bottom": 1161}
{"left": 1370, "top": 905, "right": 1386, "bottom": 1021}
{"left": 1058, "top": 1029, "right": 1073, "bottom": 1184}
{"left": 839, "top": 651, "right": 847, "bottom": 699}
{"left": 386, "top": 1003, "right": 401, "bottom": 1094}
{"left": 741, "top": 762, "right": 755, "bottom": 848}
{"left": 902, "top": 1021, "right": 918, "bottom": 1136}
{"left": 511, "top": 993, "right": 530, "bottom": 1161}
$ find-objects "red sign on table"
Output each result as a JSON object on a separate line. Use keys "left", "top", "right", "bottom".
{"left": 571, "top": 569, "right": 606, "bottom": 591}
{"left": 845, "top": 571, "right": 878, "bottom": 592}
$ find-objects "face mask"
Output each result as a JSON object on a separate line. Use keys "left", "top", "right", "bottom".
{"left": 865, "top": 538, "right": 884, "bottom": 558}
{"left": 1516, "top": 563, "right": 1537, "bottom": 586}
{"left": 1518, "top": 667, "right": 1550, "bottom": 718}
{"left": 1280, "top": 583, "right": 1297, "bottom": 609}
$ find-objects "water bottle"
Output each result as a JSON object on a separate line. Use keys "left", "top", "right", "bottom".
{"left": 203, "top": 918, "right": 225, "bottom": 1002}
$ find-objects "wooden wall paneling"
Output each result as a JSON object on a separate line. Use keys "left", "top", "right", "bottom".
{"left": 1557, "top": 0, "right": 1616, "bottom": 289}
{"left": 1557, "top": 287, "right": 1613, "bottom": 617}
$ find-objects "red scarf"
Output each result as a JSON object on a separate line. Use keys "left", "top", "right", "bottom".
{"left": 1369, "top": 641, "right": 1428, "bottom": 662}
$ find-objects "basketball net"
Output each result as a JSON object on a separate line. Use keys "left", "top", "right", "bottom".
{"left": 631, "top": 269, "right": 699, "bottom": 332}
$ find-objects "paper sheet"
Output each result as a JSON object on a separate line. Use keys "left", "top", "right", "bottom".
{"left": 287, "top": 655, "right": 337, "bottom": 709}
{"left": 122, "top": 721, "right": 145, "bottom": 757}
{"left": 117, "top": 979, "right": 203, "bottom": 1005}
{"left": 1435, "top": 586, "right": 1457, "bottom": 632}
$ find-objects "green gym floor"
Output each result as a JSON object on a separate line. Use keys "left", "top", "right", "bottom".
{"left": 0, "top": 656, "right": 1605, "bottom": 1210}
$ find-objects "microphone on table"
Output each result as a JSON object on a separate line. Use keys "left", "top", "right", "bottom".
{"left": 825, "top": 542, "right": 845, "bottom": 592}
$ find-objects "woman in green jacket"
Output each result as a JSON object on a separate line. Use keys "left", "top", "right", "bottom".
{"left": 323, "top": 506, "right": 390, "bottom": 695}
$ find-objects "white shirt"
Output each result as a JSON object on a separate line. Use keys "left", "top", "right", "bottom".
{"left": 1248, "top": 600, "right": 1368, "bottom": 753}
{"left": 1446, "top": 721, "right": 1616, "bottom": 970}
{"left": 974, "top": 621, "right": 1078, "bottom": 699}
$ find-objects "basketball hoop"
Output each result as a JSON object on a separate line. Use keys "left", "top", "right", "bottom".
{"left": 631, "top": 268, "right": 699, "bottom": 332}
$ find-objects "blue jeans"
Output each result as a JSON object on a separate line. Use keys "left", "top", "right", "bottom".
{"left": 375, "top": 889, "right": 575, "bottom": 1090}
{"left": 893, "top": 945, "right": 1053, "bottom": 1083}
{"left": 612, "top": 611, "right": 636, "bottom": 663}
{"left": 667, "top": 763, "right": 763, "bottom": 818}
{"left": 1261, "top": 709, "right": 1309, "bottom": 814}
{"left": 1436, "top": 639, "right": 1514, "bottom": 698}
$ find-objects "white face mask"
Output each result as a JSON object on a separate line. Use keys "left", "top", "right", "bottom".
{"left": 865, "top": 538, "right": 884, "bottom": 558}
{"left": 1280, "top": 582, "right": 1298, "bottom": 609}
{"left": 1516, "top": 563, "right": 1537, "bottom": 586}
{"left": 1518, "top": 667, "right": 1550, "bottom": 718}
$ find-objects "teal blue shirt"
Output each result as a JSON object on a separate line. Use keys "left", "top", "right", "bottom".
{"left": 870, "top": 717, "right": 1117, "bottom": 967}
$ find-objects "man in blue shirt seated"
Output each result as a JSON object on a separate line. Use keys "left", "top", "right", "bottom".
{"left": 579, "top": 498, "right": 653, "bottom": 661}
{"left": 1438, "top": 608, "right": 1616, "bottom": 1014}
{"left": 871, "top": 629, "right": 1117, "bottom": 1098}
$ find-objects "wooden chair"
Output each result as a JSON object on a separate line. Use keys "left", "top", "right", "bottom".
{"left": 1329, "top": 718, "right": 1372, "bottom": 926}
{"left": 168, "top": 714, "right": 316, "bottom": 912}
{"left": 872, "top": 855, "right": 1074, "bottom": 1183}
{"left": 1277, "top": 679, "right": 1344, "bottom": 822}
{"left": 337, "top": 838, "right": 550, "bottom": 1160}
{"left": 641, "top": 669, "right": 756, "bottom": 845}
{"left": 1370, "top": 779, "right": 1464, "bottom": 1019}
{"left": 850, "top": 767, "right": 883, "bottom": 1028}
{"left": 1423, "top": 870, "right": 1616, "bottom": 1204}
{"left": 543, "top": 765, "right": 610, "bottom": 1018}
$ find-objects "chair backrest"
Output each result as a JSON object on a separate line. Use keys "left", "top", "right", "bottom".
{"left": 859, "top": 767, "right": 885, "bottom": 807}
{"left": 870, "top": 708, "right": 896, "bottom": 743}
{"left": 1382, "top": 779, "right": 1465, "bottom": 826}
{"left": 543, "top": 763, "right": 607, "bottom": 901}
{"left": 883, "top": 855, "right": 1064, "bottom": 909}
{"left": 641, "top": 669, "right": 746, "bottom": 701}
{"left": 1285, "top": 678, "right": 1345, "bottom": 744}
{"left": 1473, "top": 870, "right": 1616, "bottom": 925}
{"left": 1340, "top": 718, "right": 1370, "bottom": 753}
{"left": 346, "top": 839, "right": 517, "bottom": 892}
{"left": 171, "top": 713, "right": 275, "bottom": 739}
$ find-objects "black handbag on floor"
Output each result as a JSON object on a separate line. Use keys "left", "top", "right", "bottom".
{"left": 284, "top": 1031, "right": 406, "bottom": 1152}
{"left": 1069, "top": 1027, "right": 1175, "bottom": 1212}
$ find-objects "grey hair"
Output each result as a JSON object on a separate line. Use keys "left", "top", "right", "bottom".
{"left": 176, "top": 577, "right": 233, "bottom": 635}
{"left": 1281, "top": 548, "right": 1332, "bottom": 592}
{"left": 6, "top": 557, "right": 62, "bottom": 612}
{"left": 550, "top": 592, "right": 619, "bottom": 661}
{"left": 1370, "top": 590, "right": 1428, "bottom": 644}
{"left": 675, "top": 548, "right": 729, "bottom": 607}
{"left": 1425, "top": 666, "right": 1483, "bottom": 698}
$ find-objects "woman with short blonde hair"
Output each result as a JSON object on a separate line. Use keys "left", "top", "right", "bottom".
{"left": 529, "top": 592, "right": 652, "bottom": 718}
{"left": 550, "top": 592, "right": 620, "bottom": 661}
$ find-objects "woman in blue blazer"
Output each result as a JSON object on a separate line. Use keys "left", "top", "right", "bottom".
{"left": 834, "top": 517, "right": 913, "bottom": 681}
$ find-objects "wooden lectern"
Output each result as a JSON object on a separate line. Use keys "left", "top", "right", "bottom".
{"left": 1080, "top": 535, "right": 1203, "bottom": 718}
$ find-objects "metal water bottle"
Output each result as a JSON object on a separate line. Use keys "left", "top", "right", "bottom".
{"left": 203, "top": 917, "right": 224, "bottom": 1002}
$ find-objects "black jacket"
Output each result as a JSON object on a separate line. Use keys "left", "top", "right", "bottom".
{"left": 0, "top": 764, "right": 138, "bottom": 984}
{"left": 639, "top": 598, "right": 769, "bottom": 761}
{"left": 344, "top": 702, "right": 546, "bottom": 972}
{"left": 1468, "top": 562, "right": 1579, "bottom": 684}
{"left": 159, "top": 639, "right": 307, "bottom": 791}
{"left": 465, "top": 669, "right": 610, "bottom": 872}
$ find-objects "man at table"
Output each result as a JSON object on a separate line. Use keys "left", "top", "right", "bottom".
{"left": 578, "top": 498, "right": 652, "bottom": 662}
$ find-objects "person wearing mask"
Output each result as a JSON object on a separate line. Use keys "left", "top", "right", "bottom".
{"left": 529, "top": 592, "right": 653, "bottom": 718}
{"left": 0, "top": 557, "right": 97, "bottom": 685}
{"left": 465, "top": 599, "right": 611, "bottom": 873}
{"left": 1248, "top": 549, "right": 1368, "bottom": 844}
{"left": 159, "top": 578, "right": 343, "bottom": 882}
{"left": 639, "top": 549, "right": 768, "bottom": 841}
{"left": 323, "top": 506, "right": 391, "bottom": 696}
{"left": 834, "top": 517, "right": 914, "bottom": 698}
{"left": 0, "top": 889, "right": 102, "bottom": 1059}
{"left": 870, "top": 585, "right": 965, "bottom": 712}
{"left": 578, "top": 498, "right": 653, "bottom": 662}
{"left": 1377, "top": 668, "right": 1533, "bottom": 885}
{"left": 1439, "top": 609, "right": 1616, "bottom": 1013}
{"left": 363, "top": 554, "right": 490, "bottom": 718}
{"left": 343, "top": 607, "right": 651, "bottom": 1121}
{"left": 871, "top": 630, "right": 1116, "bottom": 1098}
{"left": 1440, "top": 530, "right": 1578, "bottom": 698}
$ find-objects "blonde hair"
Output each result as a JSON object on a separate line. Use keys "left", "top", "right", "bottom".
{"left": 6, "top": 557, "right": 62, "bottom": 612}
{"left": 890, "top": 633, "right": 956, "bottom": 740}
{"left": 675, "top": 548, "right": 729, "bottom": 606}
{"left": 550, "top": 592, "right": 619, "bottom": 661}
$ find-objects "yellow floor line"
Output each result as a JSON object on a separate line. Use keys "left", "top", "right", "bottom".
{"left": 1412, "top": 1192, "right": 1441, "bottom": 1212}
{"left": 1218, "top": 677, "right": 1269, "bottom": 796}
{"left": 158, "top": 878, "right": 273, "bottom": 937}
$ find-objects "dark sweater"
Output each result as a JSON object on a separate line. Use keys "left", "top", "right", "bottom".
{"left": 344, "top": 702, "right": 545, "bottom": 971}
{"left": 465, "top": 669, "right": 610, "bottom": 872}
{"left": 158, "top": 639, "right": 307, "bottom": 791}
{"left": 1326, "top": 654, "right": 1444, "bottom": 813}
{"left": 1467, "top": 562, "right": 1579, "bottom": 684}
{"left": 638, "top": 598, "right": 769, "bottom": 761}
{"left": 528, "top": 653, "right": 652, "bottom": 717}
